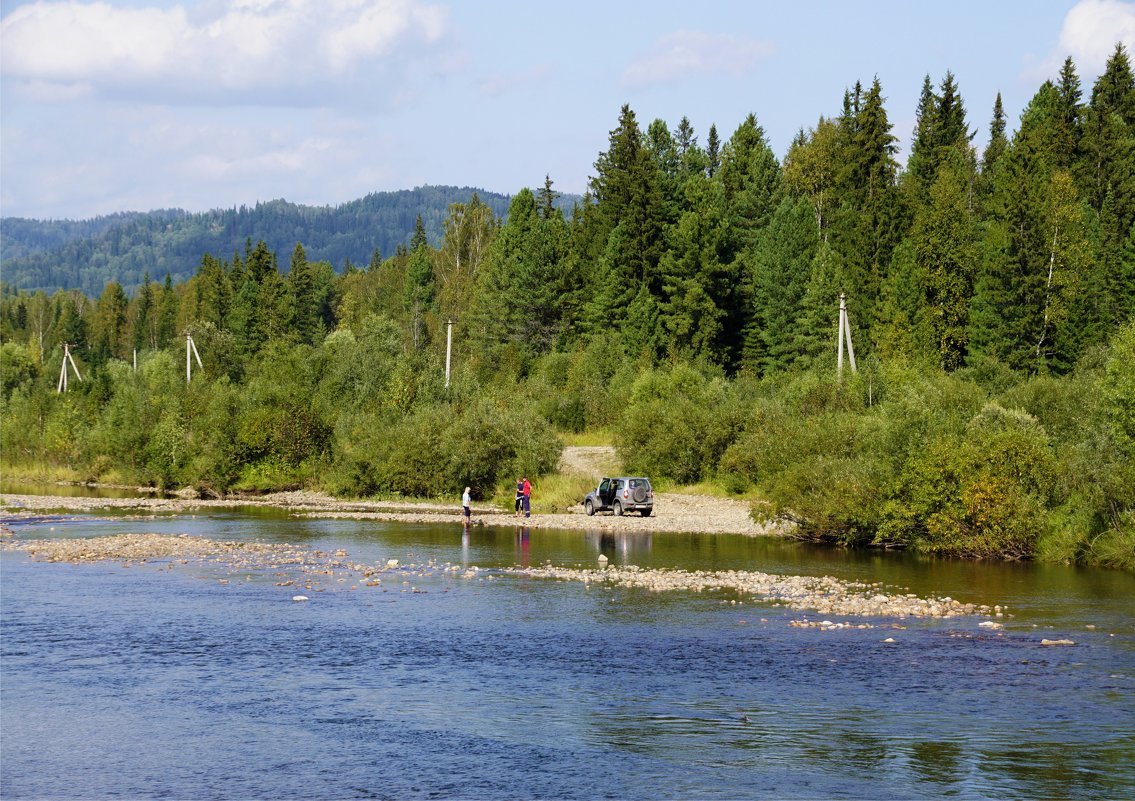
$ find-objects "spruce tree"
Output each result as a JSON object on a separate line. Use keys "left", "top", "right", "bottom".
{"left": 706, "top": 124, "right": 721, "bottom": 177}
{"left": 658, "top": 173, "right": 736, "bottom": 364}
{"left": 287, "top": 243, "right": 321, "bottom": 345}
{"left": 404, "top": 215, "right": 435, "bottom": 352}
{"left": 718, "top": 113, "right": 782, "bottom": 250}
{"left": 1056, "top": 56, "right": 1084, "bottom": 168}
{"left": 831, "top": 77, "right": 902, "bottom": 343}
{"left": 132, "top": 272, "right": 153, "bottom": 351}
{"left": 981, "top": 94, "right": 1009, "bottom": 176}
{"left": 913, "top": 146, "right": 979, "bottom": 370}
{"left": 584, "top": 105, "right": 668, "bottom": 338}
{"left": 747, "top": 196, "right": 820, "bottom": 374}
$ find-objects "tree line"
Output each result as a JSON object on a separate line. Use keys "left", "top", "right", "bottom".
{"left": 1, "top": 46, "right": 1133, "bottom": 567}
{"left": 1, "top": 186, "right": 534, "bottom": 297}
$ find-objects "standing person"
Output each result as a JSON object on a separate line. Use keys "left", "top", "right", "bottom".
{"left": 522, "top": 476, "right": 531, "bottom": 518}
{"left": 515, "top": 477, "right": 524, "bottom": 516}
{"left": 462, "top": 486, "right": 471, "bottom": 525}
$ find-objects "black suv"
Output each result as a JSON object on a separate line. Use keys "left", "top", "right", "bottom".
{"left": 583, "top": 477, "right": 654, "bottom": 517}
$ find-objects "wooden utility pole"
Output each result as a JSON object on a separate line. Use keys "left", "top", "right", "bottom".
{"left": 185, "top": 333, "right": 203, "bottom": 383}
{"left": 838, "top": 294, "right": 857, "bottom": 377}
{"left": 56, "top": 343, "right": 83, "bottom": 393}
{"left": 445, "top": 319, "right": 454, "bottom": 390}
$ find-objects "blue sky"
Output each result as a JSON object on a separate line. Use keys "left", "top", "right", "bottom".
{"left": 1, "top": 0, "right": 1133, "bottom": 220}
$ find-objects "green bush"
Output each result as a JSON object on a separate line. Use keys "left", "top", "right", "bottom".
{"left": 877, "top": 404, "right": 1055, "bottom": 558}
{"left": 617, "top": 363, "right": 742, "bottom": 484}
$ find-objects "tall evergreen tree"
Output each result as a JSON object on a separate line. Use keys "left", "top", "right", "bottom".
{"left": 718, "top": 113, "right": 782, "bottom": 249}
{"left": 286, "top": 243, "right": 322, "bottom": 345}
{"left": 913, "top": 146, "right": 979, "bottom": 370}
{"left": 706, "top": 124, "right": 721, "bottom": 177}
{"left": 905, "top": 71, "right": 973, "bottom": 209}
{"left": 132, "top": 272, "right": 153, "bottom": 351}
{"left": 156, "top": 274, "right": 178, "bottom": 349}
{"left": 832, "top": 77, "right": 902, "bottom": 343}
{"left": 1055, "top": 56, "right": 1084, "bottom": 168}
{"left": 981, "top": 93, "right": 1009, "bottom": 176}
{"left": 404, "top": 215, "right": 435, "bottom": 352}
{"left": 658, "top": 173, "right": 737, "bottom": 364}
{"left": 584, "top": 105, "right": 669, "bottom": 343}
{"left": 93, "top": 282, "right": 129, "bottom": 363}
{"left": 745, "top": 196, "right": 820, "bottom": 374}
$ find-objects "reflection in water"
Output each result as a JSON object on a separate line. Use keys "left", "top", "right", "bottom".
{"left": 515, "top": 527, "right": 530, "bottom": 568}
{"left": 591, "top": 531, "right": 653, "bottom": 561}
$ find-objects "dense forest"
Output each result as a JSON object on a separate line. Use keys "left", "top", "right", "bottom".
{"left": 2, "top": 47, "right": 1133, "bottom": 568}
{"left": 0, "top": 186, "right": 570, "bottom": 296}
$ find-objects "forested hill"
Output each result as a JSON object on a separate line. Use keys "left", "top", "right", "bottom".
{"left": 0, "top": 185, "right": 560, "bottom": 295}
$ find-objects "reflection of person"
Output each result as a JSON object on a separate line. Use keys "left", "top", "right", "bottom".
{"left": 522, "top": 476, "right": 531, "bottom": 517}
{"left": 462, "top": 486, "right": 471, "bottom": 524}
{"left": 515, "top": 478, "right": 524, "bottom": 516}
{"left": 518, "top": 526, "right": 530, "bottom": 567}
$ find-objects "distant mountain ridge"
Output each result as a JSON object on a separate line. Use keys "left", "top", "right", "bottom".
{"left": 1, "top": 185, "right": 578, "bottom": 296}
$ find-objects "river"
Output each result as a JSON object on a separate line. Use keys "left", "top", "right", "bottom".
{"left": 1, "top": 508, "right": 1132, "bottom": 800}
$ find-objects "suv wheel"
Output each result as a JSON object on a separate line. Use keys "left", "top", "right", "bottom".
{"left": 584, "top": 499, "right": 595, "bottom": 516}
{"left": 640, "top": 508, "right": 652, "bottom": 517}
{"left": 613, "top": 501, "right": 623, "bottom": 516}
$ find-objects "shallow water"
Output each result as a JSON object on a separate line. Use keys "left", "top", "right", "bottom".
{"left": 2, "top": 511, "right": 1133, "bottom": 800}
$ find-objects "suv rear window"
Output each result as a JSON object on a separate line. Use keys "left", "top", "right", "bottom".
{"left": 628, "top": 479, "right": 651, "bottom": 490}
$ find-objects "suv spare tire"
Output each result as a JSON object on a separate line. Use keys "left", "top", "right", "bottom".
{"left": 632, "top": 486, "right": 647, "bottom": 503}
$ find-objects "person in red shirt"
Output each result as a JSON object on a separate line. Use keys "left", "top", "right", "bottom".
{"left": 522, "top": 477, "right": 531, "bottom": 517}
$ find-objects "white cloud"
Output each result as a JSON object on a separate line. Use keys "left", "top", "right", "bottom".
{"left": 0, "top": 0, "right": 451, "bottom": 105}
{"left": 1042, "top": 0, "right": 1135, "bottom": 78}
{"left": 621, "top": 30, "right": 775, "bottom": 90}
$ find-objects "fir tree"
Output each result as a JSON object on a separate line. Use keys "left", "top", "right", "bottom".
{"left": 747, "top": 196, "right": 820, "bottom": 374}
{"left": 404, "top": 215, "right": 435, "bottom": 352}
{"left": 706, "top": 124, "right": 721, "bottom": 178}
{"left": 132, "top": 272, "right": 153, "bottom": 351}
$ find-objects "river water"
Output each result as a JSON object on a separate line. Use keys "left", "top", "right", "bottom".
{"left": 1, "top": 508, "right": 1132, "bottom": 800}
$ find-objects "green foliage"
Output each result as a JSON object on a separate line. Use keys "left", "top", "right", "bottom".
{"left": 617, "top": 363, "right": 743, "bottom": 484}
{"left": 1100, "top": 319, "right": 1135, "bottom": 456}
{"left": 878, "top": 404, "right": 1055, "bottom": 558}
{"left": 325, "top": 393, "right": 560, "bottom": 500}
